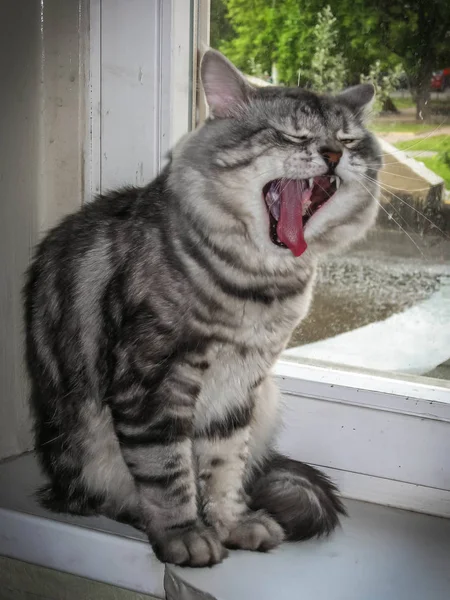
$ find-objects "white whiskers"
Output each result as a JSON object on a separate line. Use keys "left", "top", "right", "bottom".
{"left": 357, "top": 178, "right": 426, "bottom": 257}
{"left": 360, "top": 172, "right": 448, "bottom": 239}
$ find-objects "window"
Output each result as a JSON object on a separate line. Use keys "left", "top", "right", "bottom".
{"left": 0, "top": 1, "right": 449, "bottom": 595}
{"left": 208, "top": 0, "right": 450, "bottom": 390}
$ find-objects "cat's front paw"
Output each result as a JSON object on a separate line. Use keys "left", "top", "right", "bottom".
{"left": 152, "top": 524, "right": 228, "bottom": 567}
{"left": 225, "top": 510, "right": 285, "bottom": 552}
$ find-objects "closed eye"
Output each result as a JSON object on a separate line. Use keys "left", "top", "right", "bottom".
{"left": 339, "top": 138, "right": 360, "bottom": 147}
{"left": 279, "top": 131, "right": 312, "bottom": 144}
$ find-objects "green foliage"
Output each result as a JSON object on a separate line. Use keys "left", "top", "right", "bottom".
{"left": 246, "top": 57, "right": 264, "bottom": 78}
{"left": 308, "top": 6, "right": 347, "bottom": 93}
{"left": 396, "top": 135, "right": 450, "bottom": 154}
{"left": 218, "top": 0, "right": 320, "bottom": 85}
{"left": 369, "top": 122, "right": 435, "bottom": 134}
{"left": 395, "top": 135, "right": 450, "bottom": 188}
{"left": 394, "top": 97, "right": 415, "bottom": 110}
{"left": 211, "top": 0, "right": 450, "bottom": 117}
{"left": 210, "top": 0, "right": 235, "bottom": 48}
{"left": 360, "top": 61, "right": 404, "bottom": 115}
{"left": 420, "top": 156, "right": 450, "bottom": 189}
{"left": 215, "top": 0, "right": 401, "bottom": 86}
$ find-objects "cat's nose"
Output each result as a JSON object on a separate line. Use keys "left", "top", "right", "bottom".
{"left": 320, "top": 148, "right": 342, "bottom": 172}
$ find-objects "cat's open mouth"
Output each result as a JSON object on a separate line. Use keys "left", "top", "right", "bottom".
{"left": 263, "top": 176, "right": 340, "bottom": 257}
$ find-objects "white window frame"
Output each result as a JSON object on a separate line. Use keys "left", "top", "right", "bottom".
{"left": 85, "top": 0, "right": 194, "bottom": 199}
{"left": 82, "top": 0, "right": 450, "bottom": 516}
{"left": 194, "top": 0, "right": 450, "bottom": 515}
{"left": 0, "top": 1, "right": 449, "bottom": 595}
{"left": 274, "top": 359, "right": 450, "bottom": 516}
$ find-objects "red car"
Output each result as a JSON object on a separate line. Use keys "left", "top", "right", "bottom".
{"left": 431, "top": 68, "right": 450, "bottom": 91}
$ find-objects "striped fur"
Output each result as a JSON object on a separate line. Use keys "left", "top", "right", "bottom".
{"left": 24, "top": 50, "right": 381, "bottom": 567}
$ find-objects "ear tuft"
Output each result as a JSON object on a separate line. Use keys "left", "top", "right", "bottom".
{"left": 200, "top": 49, "right": 253, "bottom": 118}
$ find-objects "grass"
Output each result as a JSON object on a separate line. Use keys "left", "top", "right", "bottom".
{"left": 370, "top": 97, "right": 450, "bottom": 188}
{"left": 392, "top": 97, "right": 415, "bottom": 110}
{"left": 395, "top": 135, "right": 450, "bottom": 188}
{"left": 430, "top": 98, "right": 450, "bottom": 107}
{"left": 420, "top": 157, "right": 450, "bottom": 188}
{"left": 389, "top": 96, "right": 450, "bottom": 111}
{"left": 395, "top": 135, "right": 450, "bottom": 154}
{"left": 370, "top": 121, "right": 436, "bottom": 134}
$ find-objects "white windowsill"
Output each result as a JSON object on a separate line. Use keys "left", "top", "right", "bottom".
{"left": 2, "top": 360, "right": 450, "bottom": 598}
{"left": 273, "top": 359, "right": 450, "bottom": 519}
{"left": 275, "top": 358, "right": 450, "bottom": 404}
{"left": 1, "top": 454, "right": 450, "bottom": 599}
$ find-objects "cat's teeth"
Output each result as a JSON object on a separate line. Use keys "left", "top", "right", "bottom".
{"left": 336, "top": 178, "right": 341, "bottom": 189}
{"left": 308, "top": 178, "right": 314, "bottom": 188}
{"left": 267, "top": 189, "right": 281, "bottom": 220}
{"left": 330, "top": 176, "right": 335, "bottom": 184}
{"left": 271, "top": 202, "right": 280, "bottom": 220}
{"left": 302, "top": 199, "right": 311, "bottom": 215}
{"left": 268, "top": 189, "right": 280, "bottom": 203}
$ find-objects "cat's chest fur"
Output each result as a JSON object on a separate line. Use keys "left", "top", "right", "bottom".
{"left": 192, "top": 284, "right": 313, "bottom": 432}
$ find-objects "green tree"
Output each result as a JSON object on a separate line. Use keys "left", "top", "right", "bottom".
{"left": 210, "top": 0, "right": 235, "bottom": 49}
{"left": 308, "top": 6, "right": 347, "bottom": 93}
{"left": 330, "top": 0, "right": 450, "bottom": 119}
{"left": 360, "top": 61, "right": 404, "bottom": 115}
{"left": 211, "top": 0, "right": 450, "bottom": 120}
{"left": 375, "top": 0, "right": 450, "bottom": 120}
{"left": 214, "top": 0, "right": 390, "bottom": 86}
{"left": 217, "top": 0, "right": 322, "bottom": 85}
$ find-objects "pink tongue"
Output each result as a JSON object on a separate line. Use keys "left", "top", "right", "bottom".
{"left": 277, "top": 180, "right": 309, "bottom": 257}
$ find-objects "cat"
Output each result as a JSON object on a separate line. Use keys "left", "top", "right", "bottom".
{"left": 24, "top": 49, "right": 382, "bottom": 567}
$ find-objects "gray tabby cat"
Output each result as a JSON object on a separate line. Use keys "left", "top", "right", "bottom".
{"left": 24, "top": 49, "right": 381, "bottom": 567}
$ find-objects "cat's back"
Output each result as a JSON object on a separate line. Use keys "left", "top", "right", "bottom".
{"left": 24, "top": 171, "right": 175, "bottom": 357}
{"left": 26, "top": 170, "right": 170, "bottom": 293}
{"left": 38, "top": 171, "right": 168, "bottom": 259}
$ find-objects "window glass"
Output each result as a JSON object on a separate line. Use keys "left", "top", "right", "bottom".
{"left": 210, "top": 0, "right": 450, "bottom": 383}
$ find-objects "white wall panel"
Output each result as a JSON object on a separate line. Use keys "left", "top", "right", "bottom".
{"left": 0, "top": 0, "right": 88, "bottom": 459}
{"left": 87, "top": 0, "right": 192, "bottom": 196}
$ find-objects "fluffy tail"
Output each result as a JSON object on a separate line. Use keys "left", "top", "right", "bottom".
{"left": 248, "top": 453, "right": 346, "bottom": 541}
{"left": 36, "top": 482, "right": 101, "bottom": 516}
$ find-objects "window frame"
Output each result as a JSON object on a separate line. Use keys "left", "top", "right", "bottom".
{"left": 274, "top": 359, "right": 450, "bottom": 518}
{"left": 275, "top": 358, "right": 450, "bottom": 405}
{"left": 195, "top": 0, "right": 450, "bottom": 514}
{"left": 195, "top": 0, "right": 450, "bottom": 407}
{"left": 81, "top": 0, "right": 450, "bottom": 516}
{"left": 85, "top": 0, "right": 194, "bottom": 199}
{"left": 1, "top": 4, "right": 449, "bottom": 593}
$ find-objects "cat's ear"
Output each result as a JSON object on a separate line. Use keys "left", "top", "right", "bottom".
{"left": 200, "top": 49, "right": 253, "bottom": 118}
{"left": 337, "top": 83, "right": 375, "bottom": 119}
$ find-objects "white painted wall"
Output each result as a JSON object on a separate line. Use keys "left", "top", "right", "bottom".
{"left": 0, "top": 0, "right": 88, "bottom": 459}
{"left": 87, "top": 0, "right": 193, "bottom": 196}
{"left": 0, "top": 0, "right": 193, "bottom": 460}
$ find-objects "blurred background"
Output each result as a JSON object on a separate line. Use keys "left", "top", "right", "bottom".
{"left": 210, "top": 0, "right": 450, "bottom": 382}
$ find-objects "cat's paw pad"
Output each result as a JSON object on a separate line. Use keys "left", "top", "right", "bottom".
{"left": 152, "top": 525, "right": 228, "bottom": 567}
{"left": 225, "top": 510, "right": 285, "bottom": 552}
